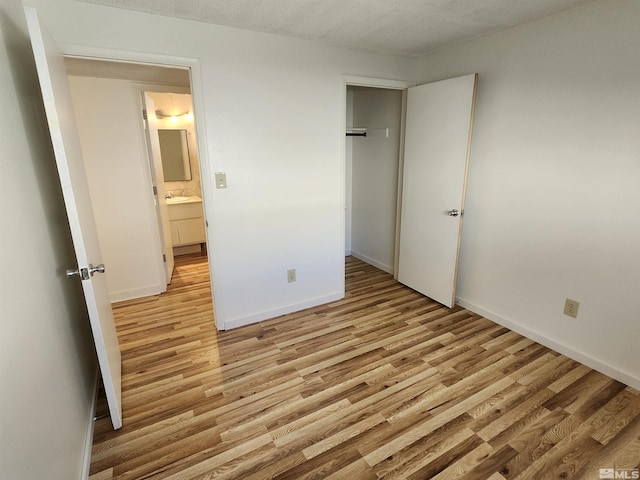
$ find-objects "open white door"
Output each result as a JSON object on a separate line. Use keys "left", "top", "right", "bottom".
{"left": 397, "top": 74, "right": 478, "bottom": 308}
{"left": 25, "top": 8, "right": 122, "bottom": 429}
{"left": 142, "top": 93, "right": 175, "bottom": 284}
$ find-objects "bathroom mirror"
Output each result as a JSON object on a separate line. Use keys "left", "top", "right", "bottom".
{"left": 158, "top": 129, "right": 192, "bottom": 181}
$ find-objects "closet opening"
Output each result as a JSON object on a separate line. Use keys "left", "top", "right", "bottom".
{"left": 345, "top": 74, "right": 478, "bottom": 309}
{"left": 345, "top": 85, "right": 405, "bottom": 276}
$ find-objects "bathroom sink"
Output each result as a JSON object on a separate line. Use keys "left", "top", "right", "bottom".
{"left": 166, "top": 195, "right": 201, "bottom": 204}
{"left": 166, "top": 196, "right": 190, "bottom": 203}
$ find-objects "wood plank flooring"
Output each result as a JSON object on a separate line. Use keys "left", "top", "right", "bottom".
{"left": 90, "top": 254, "right": 640, "bottom": 480}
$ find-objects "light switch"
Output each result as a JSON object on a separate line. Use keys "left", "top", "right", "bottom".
{"left": 215, "top": 172, "right": 227, "bottom": 189}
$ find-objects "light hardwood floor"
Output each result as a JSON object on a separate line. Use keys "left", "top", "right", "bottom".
{"left": 90, "top": 254, "right": 640, "bottom": 480}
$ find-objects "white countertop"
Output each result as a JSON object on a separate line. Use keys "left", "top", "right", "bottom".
{"left": 166, "top": 195, "right": 202, "bottom": 205}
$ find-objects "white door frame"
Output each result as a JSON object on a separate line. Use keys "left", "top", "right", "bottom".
{"left": 341, "top": 76, "right": 413, "bottom": 281}
{"left": 60, "top": 43, "right": 224, "bottom": 330}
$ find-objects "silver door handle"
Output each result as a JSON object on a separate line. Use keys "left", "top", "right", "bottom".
{"left": 89, "top": 263, "right": 106, "bottom": 276}
{"left": 66, "top": 267, "right": 89, "bottom": 280}
{"left": 66, "top": 263, "right": 105, "bottom": 280}
{"left": 447, "top": 209, "right": 460, "bottom": 217}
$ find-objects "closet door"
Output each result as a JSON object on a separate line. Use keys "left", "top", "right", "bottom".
{"left": 397, "top": 74, "right": 478, "bottom": 308}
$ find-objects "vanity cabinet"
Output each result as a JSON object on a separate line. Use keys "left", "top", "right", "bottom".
{"left": 167, "top": 200, "right": 206, "bottom": 246}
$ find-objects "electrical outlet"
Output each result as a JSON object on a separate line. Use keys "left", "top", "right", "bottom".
{"left": 287, "top": 269, "right": 296, "bottom": 283}
{"left": 563, "top": 298, "right": 580, "bottom": 318}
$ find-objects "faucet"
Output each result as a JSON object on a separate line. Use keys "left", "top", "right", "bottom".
{"left": 165, "top": 192, "right": 174, "bottom": 199}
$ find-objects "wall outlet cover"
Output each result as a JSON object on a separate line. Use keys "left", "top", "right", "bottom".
{"left": 287, "top": 269, "right": 296, "bottom": 283}
{"left": 563, "top": 298, "right": 580, "bottom": 318}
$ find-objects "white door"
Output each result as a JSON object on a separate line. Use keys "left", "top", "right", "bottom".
{"left": 397, "top": 74, "right": 478, "bottom": 308}
{"left": 25, "top": 8, "right": 123, "bottom": 429}
{"left": 142, "top": 93, "right": 175, "bottom": 284}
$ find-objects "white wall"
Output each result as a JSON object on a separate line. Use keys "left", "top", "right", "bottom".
{"left": 25, "top": 0, "right": 416, "bottom": 329}
{"left": 416, "top": 0, "right": 640, "bottom": 388}
{"left": 21, "top": 0, "right": 640, "bottom": 387}
{"left": 0, "top": 1, "right": 97, "bottom": 478}
{"left": 350, "top": 87, "right": 403, "bottom": 273}
{"left": 68, "top": 75, "right": 166, "bottom": 302}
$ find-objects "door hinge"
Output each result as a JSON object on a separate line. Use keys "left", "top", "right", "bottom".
{"left": 163, "top": 254, "right": 166, "bottom": 262}
{"left": 153, "top": 185, "right": 158, "bottom": 195}
{"left": 142, "top": 109, "right": 147, "bottom": 120}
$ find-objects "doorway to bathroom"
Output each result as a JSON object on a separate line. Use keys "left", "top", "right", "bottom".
{"left": 143, "top": 91, "right": 206, "bottom": 284}
{"left": 64, "top": 56, "right": 216, "bottom": 321}
{"left": 26, "top": 7, "right": 219, "bottom": 429}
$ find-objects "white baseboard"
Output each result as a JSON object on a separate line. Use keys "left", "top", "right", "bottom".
{"left": 350, "top": 251, "right": 393, "bottom": 274}
{"left": 81, "top": 367, "right": 99, "bottom": 479}
{"left": 456, "top": 297, "right": 640, "bottom": 391}
{"left": 224, "top": 292, "right": 343, "bottom": 330}
{"left": 109, "top": 284, "right": 164, "bottom": 303}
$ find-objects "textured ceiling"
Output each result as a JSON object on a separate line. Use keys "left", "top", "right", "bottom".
{"left": 78, "top": 0, "right": 595, "bottom": 57}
